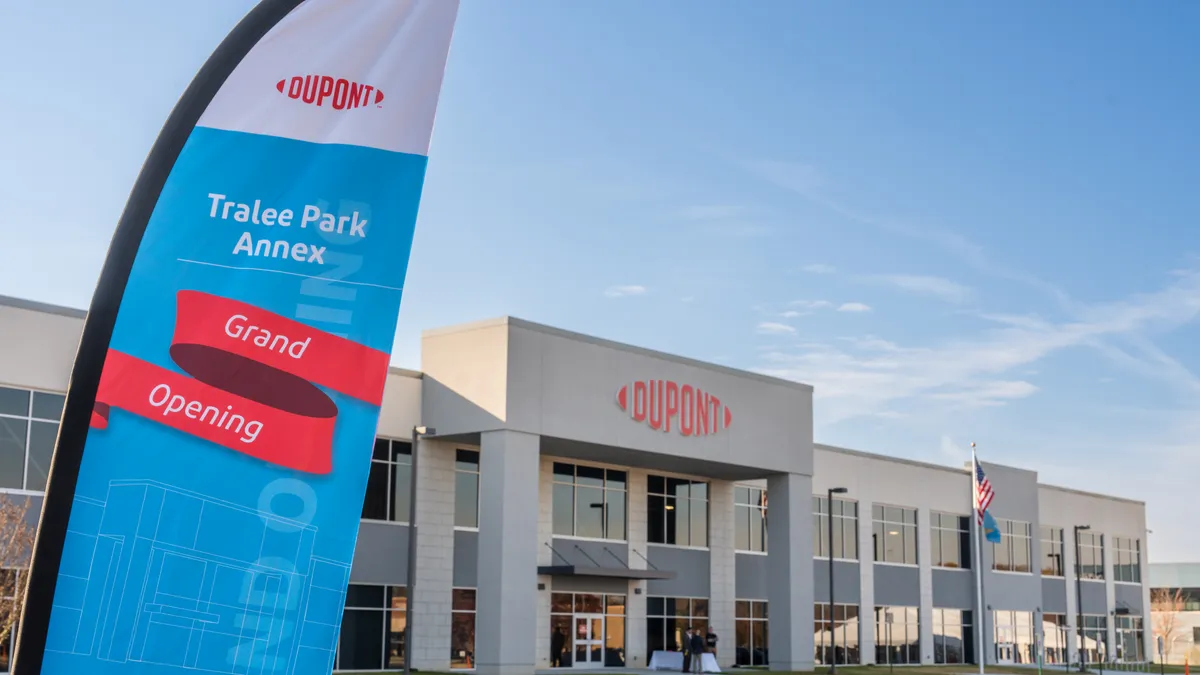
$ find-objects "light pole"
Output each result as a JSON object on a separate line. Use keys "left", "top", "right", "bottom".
{"left": 827, "top": 487, "right": 848, "bottom": 673}
{"left": 1074, "top": 524, "right": 1091, "bottom": 673}
{"left": 403, "top": 425, "right": 436, "bottom": 675}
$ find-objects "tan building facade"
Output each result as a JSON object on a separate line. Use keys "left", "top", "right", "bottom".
{"left": 0, "top": 295, "right": 1153, "bottom": 673}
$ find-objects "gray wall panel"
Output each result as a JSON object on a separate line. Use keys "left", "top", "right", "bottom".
{"left": 931, "top": 569, "right": 974, "bottom": 609}
{"left": 1041, "top": 578, "right": 1068, "bottom": 614}
{"left": 736, "top": 553, "right": 768, "bottom": 600}
{"left": 351, "top": 522, "right": 409, "bottom": 584}
{"left": 1115, "top": 583, "right": 1144, "bottom": 614}
{"left": 551, "top": 537, "right": 629, "bottom": 570}
{"left": 873, "top": 565, "right": 920, "bottom": 606}
{"left": 813, "top": 560, "right": 861, "bottom": 604}
{"left": 550, "top": 577, "right": 630, "bottom": 594}
{"left": 454, "top": 530, "right": 479, "bottom": 588}
{"left": 1079, "top": 580, "right": 1107, "bottom": 614}
{"left": 986, "top": 572, "right": 1042, "bottom": 611}
{"left": 646, "top": 546, "right": 710, "bottom": 597}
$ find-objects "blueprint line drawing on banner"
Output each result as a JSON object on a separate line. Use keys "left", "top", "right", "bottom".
{"left": 45, "top": 480, "right": 350, "bottom": 675}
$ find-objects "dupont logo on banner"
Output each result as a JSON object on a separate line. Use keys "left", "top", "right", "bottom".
{"left": 616, "top": 380, "right": 732, "bottom": 437}
{"left": 275, "top": 75, "right": 385, "bottom": 110}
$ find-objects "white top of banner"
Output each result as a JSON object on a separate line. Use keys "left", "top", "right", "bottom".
{"left": 197, "top": 0, "right": 458, "bottom": 157}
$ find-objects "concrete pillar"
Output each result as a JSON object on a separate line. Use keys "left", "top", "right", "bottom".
{"left": 412, "top": 439, "right": 455, "bottom": 670}
{"left": 626, "top": 470, "right": 649, "bottom": 669}
{"left": 917, "top": 508, "right": 934, "bottom": 664}
{"left": 1064, "top": 528, "right": 1079, "bottom": 665}
{"left": 535, "top": 456, "right": 554, "bottom": 669}
{"left": 475, "top": 430, "right": 541, "bottom": 675}
{"left": 1140, "top": 532, "right": 1153, "bottom": 664}
{"left": 709, "top": 480, "right": 737, "bottom": 669}
{"left": 766, "top": 472, "right": 816, "bottom": 672}
{"left": 859, "top": 500, "right": 876, "bottom": 664}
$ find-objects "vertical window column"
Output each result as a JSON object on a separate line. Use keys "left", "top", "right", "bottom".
{"left": 0, "top": 386, "right": 65, "bottom": 492}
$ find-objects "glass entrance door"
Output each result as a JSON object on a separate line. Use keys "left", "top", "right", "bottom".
{"left": 573, "top": 614, "right": 604, "bottom": 667}
{"left": 996, "top": 626, "right": 1016, "bottom": 664}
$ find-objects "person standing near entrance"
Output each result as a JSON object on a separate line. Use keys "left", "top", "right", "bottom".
{"left": 550, "top": 627, "right": 565, "bottom": 667}
{"left": 681, "top": 628, "right": 694, "bottom": 673}
{"left": 706, "top": 627, "right": 718, "bottom": 659}
{"left": 689, "top": 627, "right": 707, "bottom": 674}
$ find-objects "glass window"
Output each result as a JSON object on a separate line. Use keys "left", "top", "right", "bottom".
{"left": 336, "top": 584, "right": 406, "bottom": 672}
{"left": 1113, "top": 537, "right": 1141, "bottom": 583}
{"left": 361, "top": 439, "right": 412, "bottom": 522}
{"left": 1077, "top": 532, "right": 1105, "bottom": 581}
{"left": 735, "top": 486, "right": 768, "bottom": 553}
{"left": 932, "top": 608, "right": 974, "bottom": 665}
{"left": 1043, "top": 613, "right": 1070, "bottom": 664}
{"left": 872, "top": 505, "right": 917, "bottom": 565}
{"left": 1041, "top": 526, "right": 1065, "bottom": 577}
{"left": 454, "top": 449, "right": 480, "bottom": 529}
{"left": 648, "top": 475, "right": 709, "bottom": 548}
{"left": 813, "top": 496, "right": 859, "bottom": 560}
{"left": 552, "top": 463, "right": 627, "bottom": 540}
{"left": 875, "top": 606, "right": 920, "bottom": 665}
{"left": 451, "top": 588, "right": 476, "bottom": 669}
{"left": 645, "top": 596, "right": 709, "bottom": 664}
{"left": 0, "top": 386, "right": 65, "bottom": 491}
{"left": 735, "top": 600, "right": 769, "bottom": 666}
{"left": 814, "top": 603, "right": 859, "bottom": 664}
{"left": 1080, "top": 615, "right": 1109, "bottom": 664}
{"left": 993, "top": 610, "right": 1036, "bottom": 663}
{"left": 931, "top": 512, "right": 971, "bottom": 569}
{"left": 991, "top": 519, "right": 1032, "bottom": 572}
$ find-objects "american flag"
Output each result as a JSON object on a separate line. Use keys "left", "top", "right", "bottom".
{"left": 973, "top": 459, "right": 994, "bottom": 524}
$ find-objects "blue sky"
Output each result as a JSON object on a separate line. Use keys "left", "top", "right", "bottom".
{"left": 2, "top": 1, "right": 1199, "bottom": 559}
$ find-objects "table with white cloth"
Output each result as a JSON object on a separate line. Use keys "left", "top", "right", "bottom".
{"left": 648, "top": 651, "right": 721, "bottom": 673}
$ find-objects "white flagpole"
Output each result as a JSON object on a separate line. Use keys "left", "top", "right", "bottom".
{"left": 972, "top": 442, "right": 986, "bottom": 675}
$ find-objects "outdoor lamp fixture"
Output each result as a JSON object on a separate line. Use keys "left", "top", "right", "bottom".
{"left": 403, "top": 426, "right": 437, "bottom": 675}
{"left": 827, "top": 487, "right": 849, "bottom": 673}
{"left": 1074, "top": 524, "right": 1092, "bottom": 673}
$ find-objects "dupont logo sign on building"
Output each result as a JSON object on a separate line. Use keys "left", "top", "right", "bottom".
{"left": 616, "top": 380, "right": 732, "bottom": 437}
{"left": 275, "top": 75, "right": 385, "bottom": 109}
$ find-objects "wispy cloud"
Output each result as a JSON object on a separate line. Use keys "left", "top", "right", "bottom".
{"left": 756, "top": 322, "right": 797, "bottom": 335}
{"left": 791, "top": 299, "right": 833, "bottom": 310}
{"left": 604, "top": 285, "right": 646, "bottom": 298}
{"left": 754, "top": 268, "right": 1200, "bottom": 423}
{"left": 802, "top": 263, "right": 836, "bottom": 274}
{"left": 780, "top": 310, "right": 802, "bottom": 318}
{"left": 837, "top": 302, "right": 872, "bottom": 313}
{"left": 872, "top": 274, "right": 973, "bottom": 304}
{"left": 679, "top": 204, "right": 752, "bottom": 220}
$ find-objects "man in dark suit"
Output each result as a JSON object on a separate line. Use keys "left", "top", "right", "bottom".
{"left": 690, "top": 627, "right": 707, "bottom": 674}
{"left": 681, "top": 628, "right": 693, "bottom": 673}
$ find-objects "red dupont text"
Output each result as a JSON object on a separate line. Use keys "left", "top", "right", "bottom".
{"left": 275, "top": 75, "right": 385, "bottom": 109}
{"left": 616, "top": 380, "right": 733, "bottom": 436}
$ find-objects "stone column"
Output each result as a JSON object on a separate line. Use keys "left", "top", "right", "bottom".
{"left": 766, "top": 472, "right": 816, "bottom": 672}
{"left": 475, "top": 430, "right": 540, "bottom": 675}
{"left": 625, "top": 470, "right": 649, "bottom": 669}
{"left": 412, "top": 439, "right": 455, "bottom": 671}
{"left": 858, "top": 501, "right": 876, "bottom": 664}
{"left": 535, "top": 456, "right": 554, "bottom": 669}
{"left": 709, "top": 480, "right": 737, "bottom": 668}
{"left": 917, "top": 508, "right": 934, "bottom": 664}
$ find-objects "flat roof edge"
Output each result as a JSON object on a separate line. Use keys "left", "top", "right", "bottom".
{"left": 815, "top": 443, "right": 970, "bottom": 477}
{"left": 425, "top": 316, "right": 814, "bottom": 392}
{"left": 388, "top": 366, "right": 423, "bottom": 379}
{"left": 1037, "top": 482, "right": 1144, "bottom": 506}
{"left": 0, "top": 294, "right": 87, "bottom": 320}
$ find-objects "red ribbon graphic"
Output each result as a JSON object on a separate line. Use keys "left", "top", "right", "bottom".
{"left": 90, "top": 290, "right": 389, "bottom": 474}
